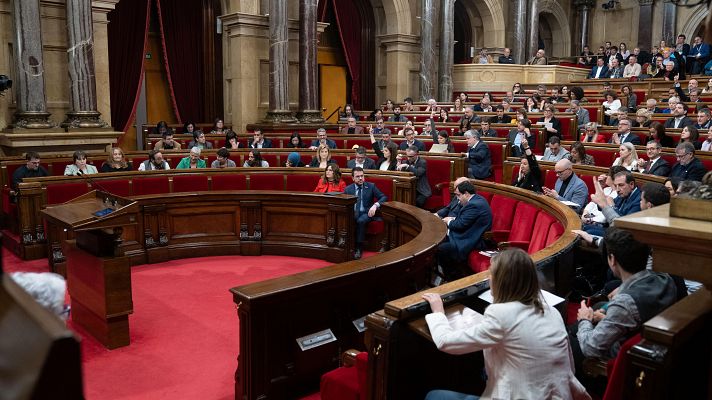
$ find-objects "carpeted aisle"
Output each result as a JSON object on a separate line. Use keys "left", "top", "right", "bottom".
{"left": 3, "top": 249, "right": 332, "bottom": 400}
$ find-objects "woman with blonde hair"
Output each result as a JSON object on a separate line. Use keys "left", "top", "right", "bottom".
{"left": 580, "top": 122, "right": 606, "bottom": 143}
{"left": 422, "top": 248, "right": 590, "bottom": 400}
{"left": 100, "top": 147, "right": 132, "bottom": 172}
{"left": 635, "top": 109, "right": 653, "bottom": 128}
{"left": 308, "top": 144, "right": 337, "bottom": 169}
{"left": 313, "top": 164, "right": 346, "bottom": 193}
{"left": 612, "top": 142, "right": 639, "bottom": 171}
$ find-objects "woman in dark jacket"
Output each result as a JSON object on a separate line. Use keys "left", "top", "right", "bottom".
{"left": 372, "top": 141, "right": 399, "bottom": 171}
{"left": 513, "top": 141, "right": 542, "bottom": 193}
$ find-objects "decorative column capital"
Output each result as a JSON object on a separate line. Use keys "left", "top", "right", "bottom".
{"left": 573, "top": 0, "right": 595, "bottom": 8}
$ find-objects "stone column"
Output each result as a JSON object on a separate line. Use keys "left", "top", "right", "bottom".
{"left": 10, "top": 0, "right": 56, "bottom": 129}
{"left": 296, "top": 0, "right": 323, "bottom": 123}
{"left": 63, "top": 0, "right": 109, "bottom": 130}
{"left": 510, "top": 0, "right": 528, "bottom": 64}
{"left": 661, "top": 0, "right": 677, "bottom": 46}
{"left": 437, "top": 0, "right": 455, "bottom": 102}
{"left": 264, "top": 0, "right": 296, "bottom": 123}
{"left": 637, "top": 0, "right": 654, "bottom": 52}
{"left": 419, "top": 0, "right": 437, "bottom": 101}
{"left": 527, "top": 0, "right": 540, "bottom": 61}
{"left": 574, "top": 0, "right": 594, "bottom": 52}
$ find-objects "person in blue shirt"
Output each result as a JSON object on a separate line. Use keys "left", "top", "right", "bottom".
{"left": 583, "top": 170, "right": 641, "bottom": 236}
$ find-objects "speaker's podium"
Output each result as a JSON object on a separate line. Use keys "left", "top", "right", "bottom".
{"left": 41, "top": 190, "right": 139, "bottom": 349}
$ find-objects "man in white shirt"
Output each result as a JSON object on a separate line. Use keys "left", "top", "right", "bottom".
{"left": 588, "top": 58, "right": 608, "bottom": 79}
{"left": 623, "top": 55, "right": 641, "bottom": 78}
{"left": 663, "top": 103, "right": 694, "bottom": 129}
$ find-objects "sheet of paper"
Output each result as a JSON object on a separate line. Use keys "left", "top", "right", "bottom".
{"left": 478, "top": 289, "right": 564, "bottom": 307}
{"left": 445, "top": 306, "right": 484, "bottom": 330}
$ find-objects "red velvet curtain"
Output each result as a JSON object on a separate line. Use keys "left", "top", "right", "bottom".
{"left": 330, "top": 0, "right": 363, "bottom": 108}
{"left": 107, "top": 0, "right": 151, "bottom": 133}
{"left": 155, "top": 0, "right": 205, "bottom": 124}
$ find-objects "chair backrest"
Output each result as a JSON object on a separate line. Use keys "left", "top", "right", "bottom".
{"left": 528, "top": 212, "right": 557, "bottom": 253}
{"left": 249, "top": 173, "right": 285, "bottom": 190}
{"left": 489, "top": 194, "right": 518, "bottom": 232}
{"left": 508, "top": 202, "right": 539, "bottom": 242}
{"left": 211, "top": 174, "right": 247, "bottom": 191}
{"left": 133, "top": 177, "right": 170, "bottom": 196}
{"left": 173, "top": 174, "right": 209, "bottom": 192}
{"left": 602, "top": 333, "right": 642, "bottom": 400}
{"left": 45, "top": 182, "right": 89, "bottom": 205}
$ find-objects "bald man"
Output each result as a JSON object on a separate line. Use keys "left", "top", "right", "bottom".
{"left": 435, "top": 177, "right": 470, "bottom": 219}
{"left": 542, "top": 159, "right": 589, "bottom": 211}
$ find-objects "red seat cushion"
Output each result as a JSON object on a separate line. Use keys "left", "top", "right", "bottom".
{"left": 99, "top": 179, "right": 131, "bottom": 197}
{"left": 490, "top": 195, "right": 518, "bottom": 232}
{"left": 423, "top": 159, "right": 454, "bottom": 210}
{"left": 366, "top": 219, "right": 384, "bottom": 235}
{"left": 366, "top": 177, "right": 393, "bottom": 202}
{"left": 331, "top": 155, "right": 347, "bottom": 168}
{"left": 45, "top": 183, "right": 90, "bottom": 205}
{"left": 528, "top": 212, "right": 556, "bottom": 253}
{"left": 211, "top": 174, "right": 247, "bottom": 190}
{"left": 544, "top": 169, "right": 558, "bottom": 190}
{"left": 579, "top": 174, "right": 595, "bottom": 196}
{"left": 320, "top": 367, "right": 359, "bottom": 400}
{"left": 249, "top": 174, "right": 284, "bottom": 190}
{"left": 603, "top": 334, "right": 642, "bottom": 400}
{"left": 478, "top": 191, "right": 493, "bottom": 203}
{"left": 468, "top": 252, "right": 492, "bottom": 273}
{"left": 506, "top": 202, "right": 539, "bottom": 245}
{"left": 133, "top": 177, "right": 170, "bottom": 196}
{"left": 173, "top": 175, "right": 209, "bottom": 192}
{"left": 546, "top": 222, "right": 565, "bottom": 246}
{"left": 286, "top": 174, "right": 320, "bottom": 192}
{"left": 261, "top": 154, "right": 279, "bottom": 167}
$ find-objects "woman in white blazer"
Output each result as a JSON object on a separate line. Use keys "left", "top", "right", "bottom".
{"left": 422, "top": 248, "right": 590, "bottom": 400}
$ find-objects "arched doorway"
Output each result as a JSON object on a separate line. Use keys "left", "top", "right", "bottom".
{"left": 454, "top": 0, "right": 473, "bottom": 63}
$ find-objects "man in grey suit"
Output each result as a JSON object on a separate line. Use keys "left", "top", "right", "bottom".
{"left": 542, "top": 159, "right": 589, "bottom": 211}
{"left": 346, "top": 146, "right": 376, "bottom": 170}
{"left": 566, "top": 100, "right": 590, "bottom": 132}
{"left": 396, "top": 146, "right": 431, "bottom": 208}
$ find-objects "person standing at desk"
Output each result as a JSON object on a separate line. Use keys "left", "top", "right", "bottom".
{"left": 422, "top": 248, "right": 590, "bottom": 400}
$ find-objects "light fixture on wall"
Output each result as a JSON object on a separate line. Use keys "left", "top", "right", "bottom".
{"left": 601, "top": 0, "right": 619, "bottom": 10}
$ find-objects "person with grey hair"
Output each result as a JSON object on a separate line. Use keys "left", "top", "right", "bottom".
{"left": 396, "top": 146, "right": 431, "bottom": 208}
{"left": 670, "top": 142, "right": 707, "bottom": 181}
{"left": 10, "top": 272, "right": 69, "bottom": 321}
{"left": 176, "top": 147, "right": 206, "bottom": 169}
{"left": 464, "top": 130, "right": 492, "bottom": 179}
{"left": 309, "top": 128, "right": 337, "bottom": 149}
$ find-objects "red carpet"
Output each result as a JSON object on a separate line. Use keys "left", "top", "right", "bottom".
{"left": 3, "top": 249, "right": 338, "bottom": 399}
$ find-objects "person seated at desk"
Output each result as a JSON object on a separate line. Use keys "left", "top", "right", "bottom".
{"left": 340, "top": 117, "right": 364, "bottom": 135}
{"left": 100, "top": 147, "right": 133, "bottom": 173}
{"left": 399, "top": 128, "right": 426, "bottom": 152}
{"left": 507, "top": 119, "right": 536, "bottom": 158}
{"left": 243, "top": 150, "right": 270, "bottom": 168}
{"left": 569, "top": 228, "right": 677, "bottom": 375}
{"left": 284, "top": 152, "right": 305, "bottom": 167}
{"left": 396, "top": 146, "right": 432, "bottom": 208}
{"left": 513, "top": 140, "right": 542, "bottom": 193}
{"left": 183, "top": 121, "right": 199, "bottom": 136}
{"left": 224, "top": 131, "right": 241, "bottom": 150}
{"left": 371, "top": 133, "right": 398, "bottom": 171}
{"left": 250, "top": 128, "right": 273, "bottom": 149}
{"left": 434, "top": 177, "right": 469, "bottom": 219}
{"left": 541, "top": 136, "right": 570, "bottom": 163}
{"left": 154, "top": 130, "right": 181, "bottom": 151}
{"left": 612, "top": 142, "right": 639, "bottom": 171}
{"left": 347, "top": 146, "right": 376, "bottom": 169}
{"left": 308, "top": 144, "right": 337, "bottom": 169}
{"left": 11, "top": 151, "right": 48, "bottom": 199}
{"left": 434, "top": 180, "right": 492, "bottom": 281}
{"left": 422, "top": 248, "right": 590, "bottom": 400}
{"left": 542, "top": 159, "right": 589, "bottom": 211}
{"left": 176, "top": 147, "right": 207, "bottom": 169}
{"left": 313, "top": 164, "right": 346, "bottom": 193}
{"left": 211, "top": 148, "right": 236, "bottom": 168}
{"left": 430, "top": 131, "right": 454, "bottom": 153}
{"left": 209, "top": 118, "right": 231, "bottom": 135}
{"left": 286, "top": 131, "right": 306, "bottom": 149}
{"left": 187, "top": 131, "right": 213, "bottom": 150}
{"left": 64, "top": 150, "right": 98, "bottom": 176}
{"left": 309, "top": 128, "right": 338, "bottom": 149}
{"left": 138, "top": 150, "right": 170, "bottom": 171}
{"left": 344, "top": 167, "right": 387, "bottom": 259}
{"left": 567, "top": 141, "right": 596, "bottom": 166}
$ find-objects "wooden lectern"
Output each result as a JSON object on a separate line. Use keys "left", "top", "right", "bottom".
{"left": 41, "top": 190, "right": 139, "bottom": 349}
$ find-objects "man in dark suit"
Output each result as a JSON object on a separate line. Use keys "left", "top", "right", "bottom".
{"left": 346, "top": 146, "right": 376, "bottom": 170}
{"left": 250, "top": 129, "right": 273, "bottom": 149}
{"left": 344, "top": 167, "right": 388, "bottom": 259}
{"left": 465, "top": 130, "right": 492, "bottom": 179}
{"left": 607, "top": 59, "right": 624, "bottom": 78}
{"left": 436, "top": 180, "right": 493, "bottom": 281}
{"left": 671, "top": 142, "right": 707, "bottom": 181}
{"left": 609, "top": 118, "right": 641, "bottom": 145}
{"left": 663, "top": 103, "right": 694, "bottom": 129}
{"left": 498, "top": 47, "right": 515, "bottom": 64}
{"left": 309, "top": 128, "right": 337, "bottom": 149}
{"left": 435, "top": 177, "right": 469, "bottom": 219}
{"left": 477, "top": 120, "right": 498, "bottom": 138}
{"left": 507, "top": 119, "right": 537, "bottom": 157}
{"left": 398, "top": 128, "right": 426, "bottom": 152}
{"left": 340, "top": 117, "right": 365, "bottom": 135}
{"left": 638, "top": 141, "right": 671, "bottom": 177}
{"left": 396, "top": 146, "right": 431, "bottom": 208}
{"left": 566, "top": 100, "right": 591, "bottom": 131}
{"left": 588, "top": 57, "right": 609, "bottom": 79}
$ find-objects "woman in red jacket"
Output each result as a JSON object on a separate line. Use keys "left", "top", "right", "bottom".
{"left": 313, "top": 164, "right": 346, "bottom": 193}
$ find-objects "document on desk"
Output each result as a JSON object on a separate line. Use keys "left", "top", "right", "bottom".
{"left": 446, "top": 306, "right": 484, "bottom": 330}
{"left": 478, "top": 289, "right": 564, "bottom": 307}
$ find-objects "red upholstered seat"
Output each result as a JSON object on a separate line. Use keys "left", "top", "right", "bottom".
{"left": 488, "top": 195, "right": 518, "bottom": 241}
{"left": 99, "top": 179, "right": 131, "bottom": 197}
{"left": 579, "top": 174, "right": 595, "bottom": 195}
{"left": 133, "top": 177, "right": 170, "bottom": 196}
{"left": 320, "top": 352, "right": 368, "bottom": 400}
{"left": 544, "top": 169, "right": 558, "bottom": 190}
{"left": 486, "top": 143, "right": 505, "bottom": 183}
{"left": 502, "top": 202, "right": 539, "bottom": 249}
{"left": 602, "top": 334, "right": 642, "bottom": 400}
{"left": 46, "top": 183, "right": 89, "bottom": 205}
{"left": 366, "top": 177, "right": 393, "bottom": 201}
{"left": 528, "top": 212, "right": 557, "bottom": 253}
{"left": 249, "top": 174, "right": 284, "bottom": 190}
{"left": 366, "top": 220, "right": 384, "bottom": 235}
{"left": 451, "top": 141, "right": 468, "bottom": 152}
{"left": 468, "top": 252, "right": 492, "bottom": 273}
{"left": 344, "top": 138, "right": 371, "bottom": 150}
{"left": 586, "top": 148, "right": 616, "bottom": 167}
{"left": 478, "top": 190, "right": 493, "bottom": 203}
{"left": 546, "top": 222, "right": 565, "bottom": 246}
{"left": 286, "top": 174, "right": 320, "bottom": 192}
{"left": 166, "top": 156, "right": 183, "bottom": 169}
{"left": 423, "top": 159, "right": 454, "bottom": 210}
{"left": 211, "top": 174, "right": 247, "bottom": 190}
{"left": 261, "top": 154, "right": 279, "bottom": 167}
{"left": 173, "top": 174, "right": 209, "bottom": 192}
{"left": 331, "top": 155, "right": 347, "bottom": 168}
